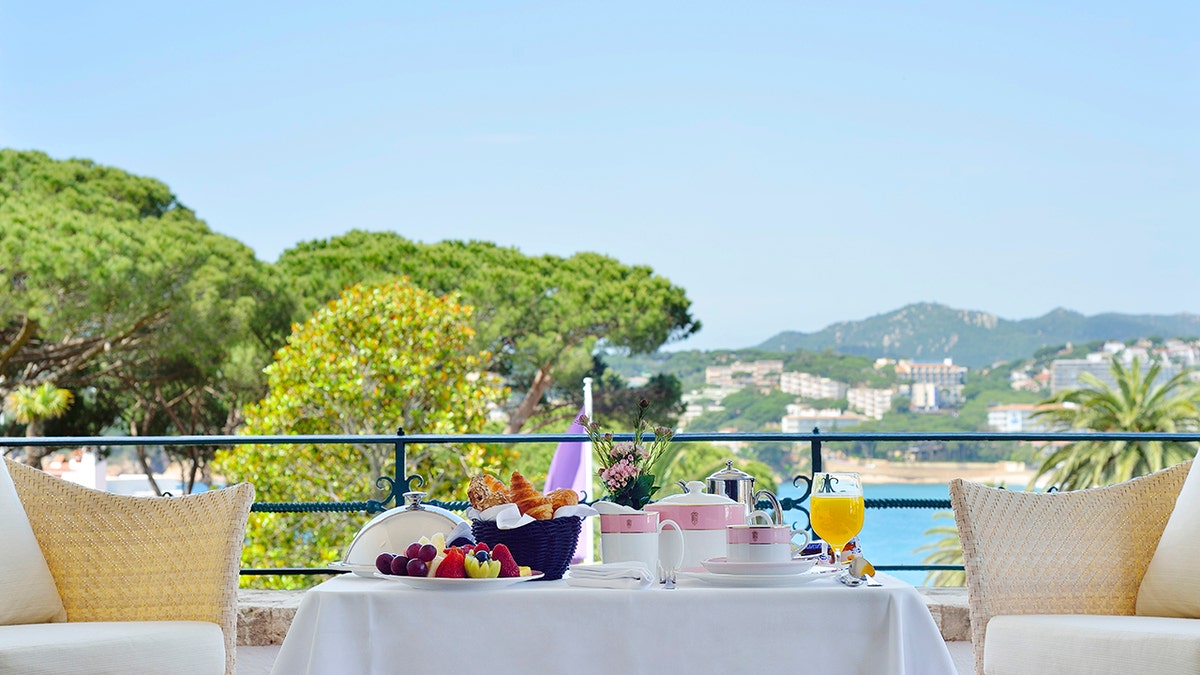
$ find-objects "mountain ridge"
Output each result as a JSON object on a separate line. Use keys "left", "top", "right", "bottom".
{"left": 755, "top": 303, "right": 1200, "bottom": 368}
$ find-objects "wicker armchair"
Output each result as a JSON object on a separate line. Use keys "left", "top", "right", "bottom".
{"left": 4, "top": 457, "right": 254, "bottom": 675}
{"left": 950, "top": 460, "right": 1192, "bottom": 675}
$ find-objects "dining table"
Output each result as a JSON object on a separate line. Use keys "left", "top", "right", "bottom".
{"left": 269, "top": 569, "right": 958, "bottom": 675}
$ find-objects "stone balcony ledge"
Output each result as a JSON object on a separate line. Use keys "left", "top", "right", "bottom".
{"left": 237, "top": 586, "right": 971, "bottom": 646}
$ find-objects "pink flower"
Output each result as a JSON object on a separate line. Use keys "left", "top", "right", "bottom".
{"left": 599, "top": 457, "right": 641, "bottom": 492}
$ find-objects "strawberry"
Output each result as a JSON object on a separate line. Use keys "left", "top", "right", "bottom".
{"left": 435, "top": 548, "right": 466, "bottom": 578}
{"left": 473, "top": 542, "right": 490, "bottom": 554}
{"left": 492, "top": 543, "right": 520, "bottom": 578}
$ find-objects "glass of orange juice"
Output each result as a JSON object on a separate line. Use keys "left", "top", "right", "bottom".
{"left": 809, "top": 472, "right": 864, "bottom": 568}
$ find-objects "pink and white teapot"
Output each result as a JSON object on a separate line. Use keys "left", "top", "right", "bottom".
{"left": 645, "top": 481, "right": 748, "bottom": 569}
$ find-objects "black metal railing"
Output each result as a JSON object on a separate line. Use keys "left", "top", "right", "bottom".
{"left": 5, "top": 430, "right": 1198, "bottom": 577}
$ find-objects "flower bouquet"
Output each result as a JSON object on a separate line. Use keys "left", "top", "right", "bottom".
{"left": 579, "top": 399, "right": 674, "bottom": 511}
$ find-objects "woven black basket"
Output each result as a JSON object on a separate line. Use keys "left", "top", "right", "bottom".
{"left": 471, "top": 516, "right": 582, "bottom": 580}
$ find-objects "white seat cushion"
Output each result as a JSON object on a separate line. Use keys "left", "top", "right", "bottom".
{"left": 1139, "top": 458, "right": 1200, "bottom": 617}
{"left": 0, "top": 621, "right": 224, "bottom": 675}
{"left": 0, "top": 459, "right": 66, "bottom": 625}
{"left": 984, "top": 614, "right": 1200, "bottom": 675}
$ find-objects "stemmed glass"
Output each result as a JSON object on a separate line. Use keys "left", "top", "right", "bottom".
{"left": 809, "top": 472, "right": 864, "bottom": 570}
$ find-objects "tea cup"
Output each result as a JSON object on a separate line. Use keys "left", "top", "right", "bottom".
{"left": 725, "top": 509, "right": 811, "bottom": 563}
{"left": 599, "top": 511, "right": 685, "bottom": 581}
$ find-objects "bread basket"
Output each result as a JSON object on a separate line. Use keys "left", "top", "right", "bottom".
{"left": 472, "top": 516, "right": 583, "bottom": 580}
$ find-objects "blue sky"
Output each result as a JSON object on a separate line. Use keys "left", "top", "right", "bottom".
{"left": 2, "top": 2, "right": 1196, "bottom": 351}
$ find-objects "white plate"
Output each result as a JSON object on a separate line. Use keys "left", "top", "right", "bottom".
{"left": 373, "top": 571, "right": 544, "bottom": 590}
{"left": 700, "top": 555, "right": 819, "bottom": 576}
{"left": 328, "top": 561, "right": 380, "bottom": 578}
{"left": 681, "top": 566, "right": 839, "bottom": 588}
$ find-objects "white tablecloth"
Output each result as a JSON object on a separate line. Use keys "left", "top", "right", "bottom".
{"left": 270, "top": 572, "right": 956, "bottom": 675}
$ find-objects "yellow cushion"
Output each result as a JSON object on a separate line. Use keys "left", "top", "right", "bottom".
{"left": 1138, "top": 458, "right": 1200, "bottom": 617}
{"left": 0, "top": 459, "right": 66, "bottom": 625}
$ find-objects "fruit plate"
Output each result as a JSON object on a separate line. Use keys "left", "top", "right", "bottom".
{"left": 373, "top": 571, "right": 544, "bottom": 590}
{"left": 700, "top": 555, "right": 820, "bottom": 576}
{"left": 328, "top": 561, "right": 380, "bottom": 578}
{"left": 680, "top": 566, "right": 839, "bottom": 588}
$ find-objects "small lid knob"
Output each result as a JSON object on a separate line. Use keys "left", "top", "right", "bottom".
{"left": 705, "top": 460, "right": 755, "bottom": 484}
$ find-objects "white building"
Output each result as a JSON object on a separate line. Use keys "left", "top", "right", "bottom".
{"left": 780, "top": 371, "right": 848, "bottom": 400}
{"left": 847, "top": 387, "right": 893, "bottom": 420}
{"left": 910, "top": 382, "right": 939, "bottom": 411}
{"left": 986, "top": 404, "right": 1042, "bottom": 433}
{"left": 896, "top": 358, "right": 967, "bottom": 406}
{"left": 782, "top": 405, "right": 866, "bottom": 432}
{"left": 705, "top": 360, "right": 783, "bottom": 391}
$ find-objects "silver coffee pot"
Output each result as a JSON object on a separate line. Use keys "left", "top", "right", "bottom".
{"left": 699, "top": 460, "right": 784, "bottom": 526}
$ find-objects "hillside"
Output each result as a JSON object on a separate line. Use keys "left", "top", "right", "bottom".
{"left": 756, "top": 303, "right": 1200, "bottom": 368}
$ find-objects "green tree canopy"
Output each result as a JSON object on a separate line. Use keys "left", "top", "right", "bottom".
{"left": 275, "top": 230, "right": 700, "bottom": 433}
{"left": 214, "top": 279, "right": 508, "bottom": 587}
{"left": 0, "top": 149, "right": 294, "bottom": 470}
{"left": 1031, "top": 358, "right": 1200, "bottom": 490}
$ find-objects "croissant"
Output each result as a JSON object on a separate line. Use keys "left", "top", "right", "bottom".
{"left": 510, "top": 471, "right": 554, "bottom": 520}
{"left": 547, "top": 488, "right": 579, "bottom": 510}
{"left": 483, "top": 474, "right": 507, "bottom": 494}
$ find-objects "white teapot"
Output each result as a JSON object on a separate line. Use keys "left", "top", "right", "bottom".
{"left": 644, "top": 481, "right": 748, "bottom": 570}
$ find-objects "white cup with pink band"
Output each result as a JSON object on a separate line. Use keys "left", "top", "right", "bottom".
{"left": 598, "top": 509, "right": 685, "bottom": 581}
{"left": 725, "top": 509, "right": 811, "bottom": 563}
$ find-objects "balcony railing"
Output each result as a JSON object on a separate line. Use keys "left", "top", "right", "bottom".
{"left": 5, "top": 430, "right": 1198, "bottom": 577}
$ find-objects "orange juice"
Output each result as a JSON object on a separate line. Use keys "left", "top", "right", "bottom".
{"left": 810, "top": 493, "right": 865, "bottom": 550}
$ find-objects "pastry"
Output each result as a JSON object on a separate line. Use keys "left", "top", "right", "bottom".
{"left": 467, "top": 475, "right": 491, "bottom": 510}
{"left": 469, "top": 473, "right": 511, "bottom": 511}
{"left": 510, "top": 471, "right": 554, "bottom": 520}
{"left": 547, "top": 488, "right": 579, "bottom": 510}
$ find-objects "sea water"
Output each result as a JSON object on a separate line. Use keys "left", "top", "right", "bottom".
{"left": 776, "top": 482, "right": 956, "bottom": 587}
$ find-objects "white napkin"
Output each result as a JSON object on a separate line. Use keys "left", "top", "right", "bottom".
{"left": 564, "top": 562, "right": 656, "bottom": 590}
{"left": 467, "top": 503, "right": 599, "bottom": 529}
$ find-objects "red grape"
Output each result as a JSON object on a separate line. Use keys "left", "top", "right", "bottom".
{"left": 405, "top": 542, "right": 422, "bottom": 559}
{"left": 406, "top": 558, "right": 428, "bottom": 577}
{"left": 418, "top": 544, "right": 437, "bottom": 563}
{"left": 391, "top": 555, "right": 411, "bottom": 576}
{"left": 375, "top": 552, "right": 396, "bottom": 575}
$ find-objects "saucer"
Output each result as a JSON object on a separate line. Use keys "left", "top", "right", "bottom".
{"left": 700, "top": 555, "right": 819, "bottom": 576}
{"left": 681, "top": 566, "right": 838, "bottom": 587}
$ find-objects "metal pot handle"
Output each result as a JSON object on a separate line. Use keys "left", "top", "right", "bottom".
{"left": 754, "top": 489, "right": 784, "bottom": 526}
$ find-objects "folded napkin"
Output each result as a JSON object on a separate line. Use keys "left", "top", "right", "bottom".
{"left": 564, "top": 562, "right": 655, "bottom": 590}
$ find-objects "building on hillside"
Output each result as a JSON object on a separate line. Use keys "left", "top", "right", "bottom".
{"left": 847, "top": 387, "right": 893, "bottom": 420}
{"left": 986, "top": 403, "right": 1049, "bottom": 433}
{"left": 1162, "top": 339, "right": 1200, "bottom": 367}
{"left": 1009, "top": 370, "right": 1048, "bottom": 393}
{"left": 1050, "top": 355, "right": 1114, "bottom": 393}
{"left": 678, "top": 386, "right": 743, "bottom": 429}
{"left": 705, "top": 360, "right": 783, "bottom": 391}
{"left": 1050, "top": 353, "right": 1184, "bottom": 394}
{"left": 781, "top": 405, "right": 866, "bottom": 432}
{"left": 909, "top": 382, "right": 938, "bottom": 411}
{"left": 779, "top": 371, "right": 848, "bottom": 400}
{"left": 896, "top": 358, "right": 966, "bottom": 407}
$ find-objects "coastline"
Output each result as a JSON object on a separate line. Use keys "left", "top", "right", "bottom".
{"left": 821, "top": 458, "right": 1039, "bottom": 489}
